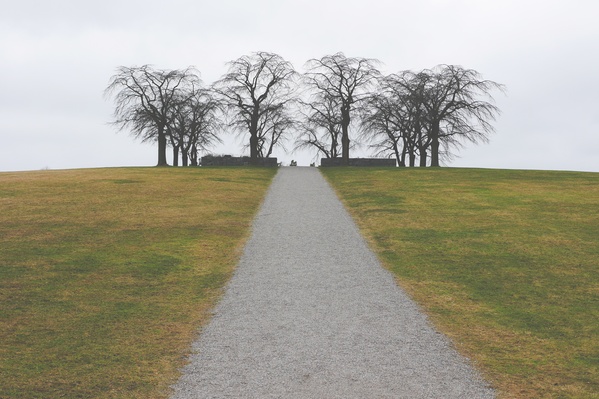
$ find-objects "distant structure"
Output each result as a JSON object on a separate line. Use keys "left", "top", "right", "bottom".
{"left": 320, "top": 158, "right": 396, "bottom": 167}
{"left": 201, "top": 155, "right": 278, "bottom": 167}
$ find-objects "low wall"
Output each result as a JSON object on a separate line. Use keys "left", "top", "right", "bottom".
{"left": 201, "top": 155, "right": 278, "bottom": 167}
{"left": 320, "top": 158, "right": 397, "bottom": 167}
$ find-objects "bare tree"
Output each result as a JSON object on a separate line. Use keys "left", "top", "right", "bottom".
{"left": 294, "top": 94, "right": 343, "bottom": 159}
{"left": 390, "top": 71, "right": 432, "bottom": 166}
{"left": 303, "top": 53, "right": 381, "bottom": 165}
{"left": 169, "top": 88, "right": 221, "bottom": 166}
{"left": 105, "top": 65, "right": 200, "bottom": 166}
{"left": 362, "top": 72, "right": 431, "bottom": 167}
{"left": 213, "top": 52, "right": 297, "bottom": 164}
{"left": 360, "top": 92, "right": 404, "bottom": 166}
{"left": 362, "top": 67, "right": 504, "bottom": 167}
{"left": 421, "top": 65, "right": 505, "bottom": 167}
{"left": 254, "top": 98, "right": 295, "bottom": 158}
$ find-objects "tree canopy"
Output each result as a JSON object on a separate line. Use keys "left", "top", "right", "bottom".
{"left": 213, "top": 52, "right": 297, "bottom": 164}
{"left": 105, "top": 65, "right": 201, "bottom": 166}
{"left": 303, "top": 53, "right": 381, "bottom": 165}
{"left": 106, "top": 54, "right": 504, "bottom": 167}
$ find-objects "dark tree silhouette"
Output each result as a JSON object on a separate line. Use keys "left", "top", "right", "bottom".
{"left": 168, "top": 88, "right": 221, "bottom": 166}
{"left": 362, "top": 66, "right": 504, "bottom": 167}
{"left": 361, "top": 92, "right": 406, "bottom": 166}
{"left": 303, "top": 53, "right": 381, "bottom": 165}
{"left": 294, "top": 94, "right": 343, "bottom": 159}
{"left": 214, "top": 52, "right": 297, "bottom": 164}
{"left": 362, "top": 72, "right": 430, "bottom": 167}
{"left": 254, "top": 98, "right": 295, "bottom": 158}
{"left": 105, "top": 65, "right": 200, "bottom": 166}
{"left": 421, "top": 65, "right": 504, "bottom": 167}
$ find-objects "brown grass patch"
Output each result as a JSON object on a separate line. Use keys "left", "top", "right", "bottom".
{"left": 0, "top": 167, "right": 276, "bottom": 398}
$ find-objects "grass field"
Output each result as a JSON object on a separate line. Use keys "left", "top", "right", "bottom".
{"left": 322, "top": 167, "right": 599, "bottom": 398}
{"left": 0, "top": 167, "right": 276, "bottom": 399}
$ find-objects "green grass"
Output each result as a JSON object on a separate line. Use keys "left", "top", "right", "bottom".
{"left": 0, "top": 167, "right": 276, "bottom": 399}
{"left": 322, "top": 167, "right": 599, "bottom": 399}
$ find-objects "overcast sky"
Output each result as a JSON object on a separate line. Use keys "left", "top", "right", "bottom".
{"left": 1, "top": 0, "right": 598, "bottom": 172}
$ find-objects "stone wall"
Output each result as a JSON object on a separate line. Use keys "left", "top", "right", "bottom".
{"left": 320, "top": 158, "right": 397, "bottom": 167}
{"left": 201, "top": 155, "right": 278, "bottom": 167}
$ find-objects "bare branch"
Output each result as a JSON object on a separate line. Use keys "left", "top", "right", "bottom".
{"left": 105, "top": 65, "right": 200, "bottom": 166}
{"left": 302, "top": 53, "right": 381, "bottom": 164}
{"left": 212, "top": 52, "right": 297, "bottom": 162}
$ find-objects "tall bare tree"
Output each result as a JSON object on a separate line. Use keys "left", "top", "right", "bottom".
{"left": 303, "top": 53, "right": 381, "bottom": 165}
{"left": 422, "top": 65, "right": 504, "bottom": 167}
{"left": 254, "top": 99, "right": 295, "bottom": 158}
{"left": 294, "top": 94, "right": 343, "bottom": 159}
{"left": 360, "top": 92, "right": 404, "bottom": 166}
{"left": 362, "top": 71, "right": 430, "bottom": 167}
{"left": 213, "top": 52, "right": 297, "bottom": 164}
{"left": 362, "top": 67, "right": 504, "bottom": 167}
{"left": 169, "top": 88, "right": 221, "bottom": 166}
{"left": 105, "top": 65, "right": 200, "bottom": 166}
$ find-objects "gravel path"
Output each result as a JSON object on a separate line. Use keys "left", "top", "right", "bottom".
{"left": 170, "top": 167, "right": 495, "bottom": 398}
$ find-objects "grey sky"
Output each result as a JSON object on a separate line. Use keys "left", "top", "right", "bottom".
{"left": 1, "top": 0, "right": 598, "bottom": 171}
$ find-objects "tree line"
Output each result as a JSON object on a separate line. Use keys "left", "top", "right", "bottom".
{"left": 105, "top": 52, "right": 504, "bottom": 167}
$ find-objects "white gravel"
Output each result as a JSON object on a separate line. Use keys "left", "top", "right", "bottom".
{"left": 170, "top": 167, "right": 495, "bottom": 398}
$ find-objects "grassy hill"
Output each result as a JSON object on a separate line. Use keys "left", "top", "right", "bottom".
{"left": 322, "top": 167, "right": 599, "bottom": 398}
{"left": 0, "top": 167, "right": 276, "bottom": 399}
{"left": 2, "top": 166, "right": 597, "bottom": 398}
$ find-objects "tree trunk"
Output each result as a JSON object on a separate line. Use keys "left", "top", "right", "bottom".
{"left": 430, "top": 140, "right": 440, "bottom": 167}
{"left": 250, "top": 133, "right": 259, "bottom": 164}
{"left": 157, "top": 126, "right": 168, "bottom": 166}
{"left": 402, "top": 137, "right": 413, "bottom": 167}
{"left": 172, "top": 145, "right": 179, "bottom": 167}
{"left": 341, "top": 115, "right": 350, "bottom": 166}
{"left": 394, "top": 143, "right": 403, "bottom": 167}
{"left": 190, "top": 144, "right": 198, "bottom": 166}
{"left": 341, "top": 131, "right": 350, "bottom": 166}
{"left": 430, "top": 122, "right": 440, "bottom": 167}
{"left": 181, "top": 149, "right": 189, "bottom": 166}
{"left": 409, "top": 152, "right": 416, "bottom": 167}
{"left": 265, "top": 144, "right": 273, "bottom": 158}
{"left": 400, "top": 143, "right": 409, "bottom": 167}
{"left": 330, "top": 136, "right": 338, "bottom": 158}
{"left": 419, "top": 149, "right": 428, "bottom": 167}
{"left": 249, "top": 110, "right": 260, "bottom": 165}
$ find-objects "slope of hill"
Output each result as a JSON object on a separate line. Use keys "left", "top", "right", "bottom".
{"left": 323, "top": 167, "right": 599, "bottom": 398}
{"left": 0, "top": 167, "right": 276, "bottom": 399}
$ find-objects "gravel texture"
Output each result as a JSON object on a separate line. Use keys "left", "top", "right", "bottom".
{"left": 170, "top": 167, "right": 495, "bottom": 398}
